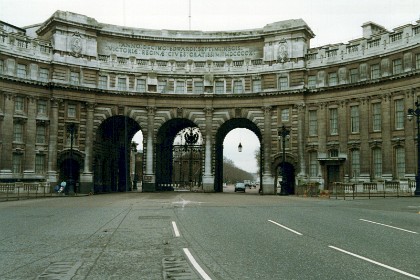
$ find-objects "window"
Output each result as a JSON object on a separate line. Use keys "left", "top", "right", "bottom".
{"left": 392, "top": 59, "right": 403, "bottom": 75}
{"left": 278, "top": 76, "right": 288, "bottom": 90}
{"left": 14, "top": 123, "right": 23, "bottom": 142}
{"left": 194, "top": 81, "right": 204, "bottom": 94}
{"left": 252, "top": 80, "right": 261, "bottom": 92}
{"left": 281, "top": 109, "right": 289, "bottom": 122}
{"left": 70, "top": 71, "right": 80, "bottom": 85}
{"left": 0, "top": 60, "right": 3, "bottom": 74}
{"left": 308, "top": 75, "right": 317, "bottom": 89}
{"left": 350, "top": 105, "right": 360, "bottom": 133}
{"left": 416, "top": 54, "right": 420, "bottom": 69}
{"left": 12, "top": 154, "right": 23, "bottom": 174}
{"left": 395, "top": 147, "right": 405, "bottom": 179}
{"left": 136, "top": 79, "right": 146, "bottom": 92}
{"left": 394, "top": 99, "right": 404, "bottom": 129}
{"left": 215, "top": 81, "right": 224, "bottom": 94}
{"left": 36, "top": 126, "right": 46, "bottom": 144}
{"left": 328, "top": 72, "right": 338, "bottom": 86}
{"left": 371, "top": 64, "right": 380, "bottom": 79}
{"left": 39, "top": 68, "right": 49, "bottom": 82}
{"left": 351, "top": 149, "right": 360, "bottom": 178}
{"left": 158, "top": 80, "right": 167, "bottom": 93}
{"left": 329, "top": 108, "right": 338, "bottom": 135}
{"left": 175, "top": 80, "right": 185, "bottom": 94}
{"left": 349, "top": 68, "right": 359, "bottom": 83}
{"left": 372, "top": 148, "right": 382, "bottom": 178}
{"left": 98, "top": 75, "right": 108, "bottom": 89}
{"left": 67, "top": 104, "right": 77, "bottom": 118}
{"left": 233, "top": 80, "right": 243, "bottom": 94}
{"left": 15, "top": 96, "right": 24, "bottom": 112}
{"left": 309, "top": 151, "right": 318, "bottom": 177}
{"left": 372, "top": 103, "right": 382, "bottom": 131}
{"left": 330, "top": 149, "right": 339, "bottom": 158}
{"left": 117, "top": 77, "right": 127, "bottom": 91}
{"left": 37, "top": 100, "right": 47, "bottom": 115}
{"left": 35, "top": 154, "right": 45, "bottom": 174}
{"left": 17, "top": 64, "right": 27, "bottom": 78}
{"left": 309, "top": 110, "right": 318, "bottom": 136}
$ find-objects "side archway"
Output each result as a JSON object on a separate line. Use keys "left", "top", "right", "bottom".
{"left": 214, "top": 118, "right": 262, "bottom": 192}
{"left": 94, "top": 116, "right": 141, "bottom": 193}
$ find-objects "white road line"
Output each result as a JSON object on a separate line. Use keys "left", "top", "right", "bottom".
{"left": 359, "top": 219, "right": 418, "bottom": 234}
{"left": 171, "top": 221, "right": 180, "bottom": 237}
{"left": 329, "top": 245, "right": 420, "bottom": 280}
{"left": 268, "top": 220, "right": 303, "bottom": 236}
{"left": 183, "top": 248, "right": 212, "bottom": 280}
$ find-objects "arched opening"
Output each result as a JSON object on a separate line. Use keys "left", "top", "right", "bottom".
{"left": 215, "top": 118, "right": 262, "bottom": 193}
{"left": 156, "top": 118, "right": 203, "bottom": 191}
{"left": 94, "top": 116, "right": 141, "bottom": 193}
{"left": 272, "top": 154, "right": 298, "bottom": 195}
{"left": 58, "top": 150, "right": 83, "bottom": 193}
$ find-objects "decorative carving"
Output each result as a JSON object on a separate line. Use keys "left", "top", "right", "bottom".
{"left": 177, "top": 107, "right": 183, "bottom": 118}
{"left": 277, "top": 39, "right": 289, "bottom": 63}
{"left": 204, "top": 107, "right": 213, "bottom": 116}
{"left": 70, "top": 32, "right": 83, "bottom": 57}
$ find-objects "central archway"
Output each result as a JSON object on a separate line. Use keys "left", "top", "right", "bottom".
{"left": 155, "top": 118, "right": 203, "bottom": 191}
{"left": 215, "top": 118, "right": 262, "bottom": 192}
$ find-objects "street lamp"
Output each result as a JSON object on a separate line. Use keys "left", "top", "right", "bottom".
{"left": 407, "top": 101, "right": 420, "bottom": 196}
{"left": 278, "top": 125, "right": 290, "bottom": 196}
{"left": 66, "top": 123, "right": 76, "bottom": 195}
{"left": 238, "top": 142, "right": 243, "bottom": 152}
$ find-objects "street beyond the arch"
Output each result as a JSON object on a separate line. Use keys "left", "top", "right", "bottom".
{"left": 0, "top": 193, "right": 419, "bottom": 280}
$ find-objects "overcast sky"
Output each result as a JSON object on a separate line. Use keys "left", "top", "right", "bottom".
{"left": 1, "top": 0, "right": 418, "bottom": 173}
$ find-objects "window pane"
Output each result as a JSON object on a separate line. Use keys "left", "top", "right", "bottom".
{"left": 308, "top": 76, "right": 316, "bottom": 88}
{"left": 67, "top": 104, "right": 76, "bottom": 118}
{"left": 252, "top": 80, "right": 261, "bottom": 92}
{"left": 117, "top": 77, "right": 127, "bottom": 91}
{"left": 372, "top": 103, "right": 381, "bottom": 131}
{"left": 395, "top": 99, "right": 404, "bottom": 129}
{"left": 175, "top": 81, "right": 185, "bottom": 93}
{"left": 36, "top": 126, "right": 46, "bottom": 144}
{"left": 395, "top": 147, "right": 405, "bottom": 178}
{"left": 12, "top": 154, "right": 22, "bottom": 173}
{"left": 215, "top": 81, "right": 224, "bottom": 94}
{"left": 373, "top": 148, "right": 382, "bottom": 178}
{"left": 70, "top": 72, "right": 80, "bottom": 85}
{"left": 158, "top": 80, "right": 167, "bottom": 93}
{"left": 136, "top": 79, "right": 146, "bottom": 92}
{"left": 17, "top": 64, "right": 26, "bottom": 78}
{"left": 328, "top": 73, "right": 337, "bottom": 86}
{"left": 351, "top": 150, "right": 360, "bottom": 177}
{"left": 329, "top": 108, "right": 338, "bottom": 135}
{"left": 39, "top": 68, "right": 49, "bottom": 82}
{"left": 233, "top": 80, "right": 243, "bottom": 93}
{"left": 194, "top": 81, "right": 204, "bottom": 94}
{"left": 99, "top": 75, "right": 108, "bottom": 89}
{"left": 393, "top": 59, "right": 402, "bottom": 74}
{"left": 309, "top": 110, "right": 318, "bottom": 136}
{"left": 14, "top": 123, "right": 23, "bottom": 142}
{"left": 309, "top": 152, "right": 318, "bottom": 177}
{"left": 281, "top": 109, "right": 289, "bottom": 122}
{"left": 350, "top": 106, "right": 359, "bottom": 133}
{"left": 278, "top": 77, "right": 288, "bottom": 89}
{"left": 371, "top": 64, "right": 380, "bottom": 79}
{"left": 15, "top": 96, "right": 24, "bottom": 112}
{"left": 35, "top": 154, "right": 45, "bottom": 174}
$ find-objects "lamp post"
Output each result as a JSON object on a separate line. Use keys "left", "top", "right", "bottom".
{"left": 66, "top": 123, "right": 76, "bottom": 195}
{"left": 278, "top": 125, "right": 290, "bottom": 196}
{"left": 407, "top": 101, "right": 420, "bottom": 196}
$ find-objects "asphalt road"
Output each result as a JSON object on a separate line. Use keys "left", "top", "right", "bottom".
{"left": 0, "top": 191, "right": 419, "bottom": 280}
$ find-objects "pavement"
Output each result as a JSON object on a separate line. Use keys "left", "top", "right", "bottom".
{"left": 0, "top": 190, "right": 419, "bottom": 280}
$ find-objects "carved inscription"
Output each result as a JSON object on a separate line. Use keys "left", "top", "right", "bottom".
{"left": 101, "top": 42, "right": 260, "bottom": 59}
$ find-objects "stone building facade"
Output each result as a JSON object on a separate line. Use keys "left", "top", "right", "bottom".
{"left": 0, "top": 11, "right": 419, "bottom": 194}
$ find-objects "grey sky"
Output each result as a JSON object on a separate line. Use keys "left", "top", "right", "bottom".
{"left": 1, "top": 0, "right": 418, "bottom": 173}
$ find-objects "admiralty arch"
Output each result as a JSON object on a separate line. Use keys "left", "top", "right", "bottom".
{"left": 1, "top": 11, "right": 420, "bottom": 194}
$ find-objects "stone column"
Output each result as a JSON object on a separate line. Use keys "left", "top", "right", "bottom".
{"left": 359, "top": 98, "right": 371, "bottom": 181}
{"left": 296, "top": 103, "right": 306, "bottom": 177}
{"left": 202, "top": 107, "right": 214, "bottom": 192}
{"left": 381, "top": 93, "right": 393, "bottom": 180}
{"left": 262, "top": 106, "right": 274, "bottom": 194}
{"left": 405, "top": 89, "right": 416, "bottom": 179}
{"left": 338, "top": 101, "right": 348, "bottom": 178}
{"left": 80, "top": 102, "right": 95, "bottom": 193}
{"left": 24, "top": 97, "right": 36, "bottom": 178}
{"left": 0, "top": 94, "right": 13, "bottom": 176}
{"left": 143, "top": 106, "right": 156, "bottom": 191}
{"left": 47, "top": 98, "right": 59, "bottom": 185}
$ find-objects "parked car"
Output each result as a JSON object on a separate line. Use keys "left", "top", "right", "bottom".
{"left": 234, "top": 182, "right": 246, "bottom": 192}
